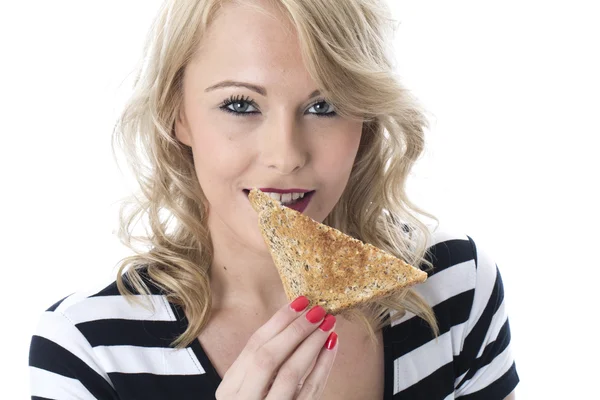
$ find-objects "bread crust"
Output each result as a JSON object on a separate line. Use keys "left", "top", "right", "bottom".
{"left": 249, "top": 189, "right": 427, "bottom": 314}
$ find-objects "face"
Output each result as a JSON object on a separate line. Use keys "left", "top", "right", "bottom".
{"left": 175, "top": 0, "right": 363, "bottom": 254}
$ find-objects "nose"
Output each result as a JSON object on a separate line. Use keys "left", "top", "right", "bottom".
{"left": 258, "top": 114, "right": 308, "bottom": 175}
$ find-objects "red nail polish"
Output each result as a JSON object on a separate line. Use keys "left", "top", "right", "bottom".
{"left": 325, "top": 332, "right": 338, "bottom": 350}
{"left": 318, "top": 315, "right": 336, "bottom": 332}
{"left": 290, "top": 296, "right": 309, "bottom": 312}
{"left": 305, "top": 305, "right": 326, "bottom": 323}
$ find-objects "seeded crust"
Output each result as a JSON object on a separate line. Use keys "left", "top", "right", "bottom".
{"left": 248, "top": 188, "right": 428, "bottom": 315}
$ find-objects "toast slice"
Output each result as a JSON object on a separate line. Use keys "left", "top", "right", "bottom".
{"left": 248, "top": 188, "right": 427, "bottom": 315}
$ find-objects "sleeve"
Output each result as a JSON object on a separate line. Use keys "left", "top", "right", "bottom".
{"left": 453, "top": 236, "right": 520, "bottom": 399}
{"left": 29, "top": 302, "right": 119, "bottom": 400}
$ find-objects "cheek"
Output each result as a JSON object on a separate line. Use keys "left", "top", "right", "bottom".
{"left": 190, "top": 129, "right": 251, "bottom": 186}
{"left": 316, "top": 127, "right": 362, "bottom": 176}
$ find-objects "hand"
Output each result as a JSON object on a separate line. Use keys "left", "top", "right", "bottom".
{"left": 214, "top": 296, "right": 339, "bottom": 399}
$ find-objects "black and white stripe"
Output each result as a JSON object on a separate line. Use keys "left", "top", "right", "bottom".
{"left": 29, "top": 230, "right": 519, "bottom": 399}
{"left": 385, "top": 230, "right": 519, "bottom": 399}
{"left": 29, "top": 278, "right": 213, "bottom": 399}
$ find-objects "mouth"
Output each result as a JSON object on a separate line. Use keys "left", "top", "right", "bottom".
{"left": 243, "top": 189, "right": 316, "bottom": 213}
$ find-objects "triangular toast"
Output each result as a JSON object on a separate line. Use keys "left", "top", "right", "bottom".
{"left": 248, "top": 188, "right": 427, "bottom": 315}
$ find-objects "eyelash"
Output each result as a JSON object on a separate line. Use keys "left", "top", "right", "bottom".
{"left": 218, "top": 94, "right": 337, "bottom": 118}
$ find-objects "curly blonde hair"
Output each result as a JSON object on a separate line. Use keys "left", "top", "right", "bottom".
{"left": 112, "top": 0, "right": 439, "bottom": 348}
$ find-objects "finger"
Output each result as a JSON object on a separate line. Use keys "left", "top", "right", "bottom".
{"left": 216, "top": 296, "right": 310, "bottom": 397}
{"left": 296, "top": 332, "right": 339, "bottom": 400}
{"left": 237, "top": 305, "right": 327, "bottom": 398}
{"left": 265, "top": 315, "right": 336, "bottom": 400}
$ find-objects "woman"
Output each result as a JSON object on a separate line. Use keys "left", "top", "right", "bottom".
{"left": 29, "top": 0, "right": 519, "bottom": 398}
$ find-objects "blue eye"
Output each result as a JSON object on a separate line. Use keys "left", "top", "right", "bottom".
{"left": 218, "top": 95, "right": 337, "bottom": 118}
{"left": 307, "top": 101, "right": 336, "bottom": 117}
{"left": 219, "top": 95, "right": 259, "bottom": 116}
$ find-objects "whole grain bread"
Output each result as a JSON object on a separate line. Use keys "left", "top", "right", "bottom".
{"left": 248, "top": 188, "right": 427, "bottom": 315}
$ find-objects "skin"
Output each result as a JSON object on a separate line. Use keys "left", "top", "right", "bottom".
{"left": 174, "top": 0, "right": 363, "bottom": 313}
{"left": 174, "top": 1, "right": 517, "bottom": 398}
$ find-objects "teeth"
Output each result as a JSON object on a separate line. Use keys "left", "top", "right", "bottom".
{"left": 263, "top": 191, "right": 308, "bottom": 204}
{"left": 268, "top": 192, "right": 282, "bottom": 202}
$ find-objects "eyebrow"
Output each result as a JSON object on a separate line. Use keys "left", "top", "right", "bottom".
{"left": 204, "top": 80, "right": 321, "bottom": 99}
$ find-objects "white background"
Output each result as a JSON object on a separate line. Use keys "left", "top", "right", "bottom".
{"left": 1, "top": 1, "right": 598, "bottom": 398}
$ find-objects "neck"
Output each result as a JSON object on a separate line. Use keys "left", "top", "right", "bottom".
{"left": 207, "top": 216, "right": 288, "bottom": 313}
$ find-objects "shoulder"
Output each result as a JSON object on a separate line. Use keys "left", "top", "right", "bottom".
{"left": 417, "top": 224, "right": 500, "bottom": 307}
{"left": 30, "top": 277, "right": 179, "bottom": 367}
{"left": 29, "top": 274, "right": 209, "bottom": 398}
{"left": 31, "top": 270, "right": 180, "bottom": 354}
{"left": 387, "top": 226, "right": 519, "bottom": 397}
{"left": 412, "top": 226, "right": 476, "bottom": 308}
{"left": 397, "top": 224, "right": 505, "bottom": 337}
{"left": 421, "top": 224, "right": 513, "bottom": 361}
{"left": 423, "top": 227, "right": 519, "bottom": 396}
{"left": 41, "top": 274, "right": 176, "bottom": 329}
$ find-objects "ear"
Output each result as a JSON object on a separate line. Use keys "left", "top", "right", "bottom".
{"left": 174, "top": 107, "right": 192, "bottom": 146}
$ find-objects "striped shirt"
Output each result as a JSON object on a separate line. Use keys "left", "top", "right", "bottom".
{"left": 29, "top": 231, "right": 519, "bottom": 399}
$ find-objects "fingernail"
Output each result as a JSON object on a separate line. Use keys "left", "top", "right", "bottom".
{"left": 290, "top": 296, "right": 309, "bottom": 312}
{"left": 318, "top": 314, "right": 336, "bottom": 332}
{"left": 325, "top": 332, "right": 338, "bottom": 350}
{"left": 305, "top": 305, "right": 326, "bottom": 323}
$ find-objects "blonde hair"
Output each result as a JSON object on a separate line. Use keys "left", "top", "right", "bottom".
{"left": 112, "top": 0, "right": 439, "bottom": 348}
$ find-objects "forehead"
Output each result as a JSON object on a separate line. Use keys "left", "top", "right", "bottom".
{"left": 186, "top": 1, "right": 315, "bottom": 94}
